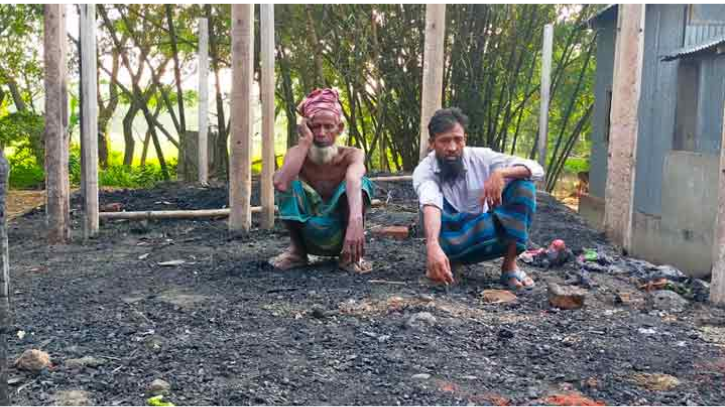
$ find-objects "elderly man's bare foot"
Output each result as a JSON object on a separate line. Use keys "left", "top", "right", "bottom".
{"left": 269, "top": 249, "right": 309, "bottom": 270}
{"left": 339, "top": 258, "right": 374, "bottom": 274}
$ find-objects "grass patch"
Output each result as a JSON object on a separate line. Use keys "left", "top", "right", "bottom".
{"left": 8, "top": 147, "right": 177, "bottom": 190}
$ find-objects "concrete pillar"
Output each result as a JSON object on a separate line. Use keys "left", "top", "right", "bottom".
{"left": 603, "top": 4, "right": 645, "bottom": 252}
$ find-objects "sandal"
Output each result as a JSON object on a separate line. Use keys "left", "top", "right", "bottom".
{"left": 500, "top": 268, "right": 535, "bottom": 291}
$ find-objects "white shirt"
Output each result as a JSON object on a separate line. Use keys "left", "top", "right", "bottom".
{"left": 412, "top": 147, "right": 544, "bottom": 214}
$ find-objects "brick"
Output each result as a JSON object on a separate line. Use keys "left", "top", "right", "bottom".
{"left": 548, "top": 283, "right": 587, "bottom": 310}
{"left": 481, "top": 289, "right": 517, "bottom": 304}
{"left": 372, "top": 225, "right": 409, "bottom": 240}
{"left": 100, "top": 202, "right": 123, "bottom": 212}
{"left": 543, "top": 393, "right": 605, "bottom": 406}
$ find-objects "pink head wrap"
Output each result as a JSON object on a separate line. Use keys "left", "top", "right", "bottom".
{"left": 296, "top": 88, "right": 343, "bottom": 120}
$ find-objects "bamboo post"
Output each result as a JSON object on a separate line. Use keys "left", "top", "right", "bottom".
{"left": 98, "top": 199, "right": 382, "bottom": 221}
{"left": 710, "top": 93, "right": 725, "bottom": 305}
{"left": 198, "top": 17, "right": 209, "bottom": 185}
{"left": 260, "top": 4, "right": 276, "bottom": 230}
{"left": 229, "top": 5, "right": 254, "bottom": 233}
{"left": 80, "top": 5, "right": 99, "bottom": 239}
{"left": 603, "top": 4, "right": 645, "bottom": 252}
{"left": 538, "top": 23, "right": 553, "bottom": 170}
{"left": 44, "top": 4, "right": 71, "bottom": 244}
{"left": 418, "top": 4, "right": 446, "bottom": 161}
{"left": 0, "top": 152, "right": 10, "bottom": 406}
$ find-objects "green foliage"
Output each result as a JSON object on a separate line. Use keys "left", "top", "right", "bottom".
{"left": 0, "top": 110, "right": 45, "bottom": 163}
{"left": 7, "top": 146, "right": 177, "bottom": 190}
{"left": 562, "top": 156, "right": 589, "bottom": 175}
{"left": 99, "top": 152, "right": 177, "bottom": 188}
{"left": 7, "top": 147, "right": 44, "bottom": 189}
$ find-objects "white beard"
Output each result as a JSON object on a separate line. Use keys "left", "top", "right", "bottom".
{"left": 308, "top": 144, "right": 339, "bottom": 165}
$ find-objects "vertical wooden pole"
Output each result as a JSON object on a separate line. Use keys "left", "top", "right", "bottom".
{"left": 44, "top": 4, "right": 70, "bottom": 244}
{"left": 198, "top": 17, "right": 209, "bottom": 185}
{"left": 229, "top": 5, "right": 254, "bottom": 233}
{"left": 80, "top": 5, "right": 99, "bottom": 239}
{"left": 0, "top": 152, "right": 10, "bottom": 406}
{"left": 418, "top": 4, "right": 446, "bottom": 161}
{"left": 260, "top": 4, "right": 276, "bottom": 230}
{"left": 538, "top": 23, "right": 554, "bottom": 170}
{"left": 603, "top": 4, "right": 645, "bottom": 252}
{"left": 710, "top": 94, "right": 725, "bottom": 305}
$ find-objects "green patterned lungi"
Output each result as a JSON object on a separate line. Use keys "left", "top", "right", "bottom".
{"left": 277, "top": 177, "right": 375, "bottom": 256}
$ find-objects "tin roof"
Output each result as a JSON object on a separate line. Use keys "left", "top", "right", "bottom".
{"left": 586, "top": 5, "right": 617, "bottom": 29}
{"left": 661, "top": 35, "right": 725, "bottom": 61}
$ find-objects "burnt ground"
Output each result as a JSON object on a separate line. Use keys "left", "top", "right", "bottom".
{"left": 6, "top": 179, "right": 725, "bottom": 406}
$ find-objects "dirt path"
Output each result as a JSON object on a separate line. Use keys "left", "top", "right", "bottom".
{"left": 6, "top": 190, "right": 45, "bottom": 220}
{"left": 5, "top": 182, "right": 725, "bottom": 406}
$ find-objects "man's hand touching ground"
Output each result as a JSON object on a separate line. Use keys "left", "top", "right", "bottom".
{"left": 426, "top": 243, "right": 453, "bottom": 284}
{"left": 342, "top": 216, "right": 365, "bottom": 265}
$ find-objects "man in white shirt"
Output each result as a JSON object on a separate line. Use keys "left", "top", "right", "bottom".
{"left": 413, "top": 108, "right": 544, "bottom": 289}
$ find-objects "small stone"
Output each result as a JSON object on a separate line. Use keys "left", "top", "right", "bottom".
{"left": 15, "top": 349, "right": 51, "bottom": 373}
{"left": 418, "top": 294, "right": 435, "bottom": 302}
{"left": 526, "top": 387, "right": 540, "bottom": 399}
{"left": 638, "top": 327, "right": 657, "bottom": 335}
{"left": 412, "top": 373, "right": 431, "bottom": 380}
{"left": 405, "top": 312, "right": 437, "bottom": 329}
{"left": 481, "top": 289, "right": 517, "bottom": 304}
{"left": 64, "top": 356, "right": 106, "bottom": 369}
{"left": 52, "top": 390, "right": 92, "bottom": 406}
{"left": 147, "top": 379, "right": 171, "bottom": 396}
{"left": 651, "top": 290, "right": 688, "bottom": 313}
{"left": 498, "top": 328, "right": 515, "bottom": 340}
{"left": 310, "top": 305, "right": 327, "bottom": 319}
{"left": 144, "top": 336, "right": 164, "bottom": 352}
{"left": 547, "top": 283, "right": 587, "bottom": 310}
{"left": 631, "top": 373, "right": 681, "bottom": 391}
{"left": 377, "top": 335, "right": 391, "bottom": 343}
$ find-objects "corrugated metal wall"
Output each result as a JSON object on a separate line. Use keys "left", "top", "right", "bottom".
{"left": 696, "top": 55, "right": 725, "bottom": 154}
{"left": 589, "top": 15, "right": 616, "bottom": 199}
{"left": 685, "top": 24, "right": 725, "bottom": 46}
{"left": 632, "top": 5, "right": 685, "bottom": 215}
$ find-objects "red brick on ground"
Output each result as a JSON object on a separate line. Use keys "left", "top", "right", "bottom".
{"left": 543, "top": 393, "right": 606, "bottom": 406}
{"left": 372, "top": 225, "right": 409, "bottom": 240}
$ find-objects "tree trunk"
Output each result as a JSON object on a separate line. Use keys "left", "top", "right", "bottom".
{"left": 7, "top": 78, "right": 26, "bottom": 112}
{"left": 278, "top": 45, "right": 298, "bottom": 149}
{"left": 165, "top": 5, "right": 189, "bottom": 180}
{"left": 96, "top": 42, "right": 122, "bottom": 169}
{"left": 206, "top": 5, "right": 229, "bottom": 180}
{"left": 305, "top": 5, "right": 326, "bottom": 87}
{"left": 121, "top": 102, "right": 139, "bottom": 167}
